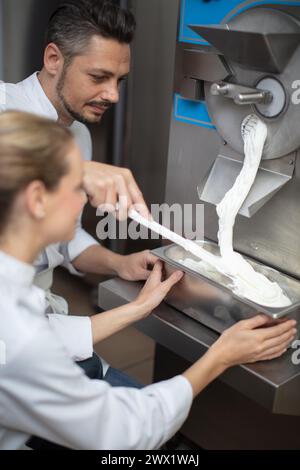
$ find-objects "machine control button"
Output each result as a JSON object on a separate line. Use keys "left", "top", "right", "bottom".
{"left": 255, "top": 77, "right": 286, "bottom": 118}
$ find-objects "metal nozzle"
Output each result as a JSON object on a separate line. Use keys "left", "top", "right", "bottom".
{"left": 211, "top": 82, "right": 273, "bottom": 106}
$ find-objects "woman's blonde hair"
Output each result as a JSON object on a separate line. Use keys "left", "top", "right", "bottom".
{"left": 0, "top": 111, "right": 74, "bottom": 232}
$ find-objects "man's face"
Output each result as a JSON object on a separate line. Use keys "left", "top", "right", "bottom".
{"left": 57, "top": 36, "right": 131, "bottom": 124}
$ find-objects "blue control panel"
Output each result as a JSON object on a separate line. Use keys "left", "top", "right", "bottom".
{"left": 174, "top": 93, "right": 215, "bottom": 129}
{"left": 175, "top": 0, "right": 300, "bottom": 128}
{"left": 179, "top": 0, "right": 245, "bottom": 45}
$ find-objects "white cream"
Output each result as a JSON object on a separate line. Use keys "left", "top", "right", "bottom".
{"left": 215, "top": 116, "right": 290, "bottom": 307}
{"left": 183, "top": 116, "right": 290, "bottom": 308}
{"left": 178, "top": 116, "right": 290, "bottom": 307}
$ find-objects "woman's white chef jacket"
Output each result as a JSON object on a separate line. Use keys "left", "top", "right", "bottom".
{"left": 0, "top": 251, "right": 193, "bottom": 450}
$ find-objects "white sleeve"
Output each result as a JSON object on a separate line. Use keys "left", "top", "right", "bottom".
{"left": 1, "top": 324, "right": 193, "bottom": 450}
{"left": 0, "top": 82, "right": 9, "bottom": 111}
{"left": 47, "top": 314, "right": 93, "bottom": 362}
{"left": 62, "top": 124, "right": 99, "bottom": 275}
{"left": 60, "top": 215, "right": 99, "bottom": 276}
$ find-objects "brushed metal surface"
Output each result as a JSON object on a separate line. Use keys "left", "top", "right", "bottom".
{"left": 190, "top": 9, "right": 300, "bottom": 74}
{"left": 180, "top": 77, "right": 203, "bottom": 101}
{"left": 182, "top": 48, "right": 230, "bottom": 83}
{"left": 152, "top": 241, "right": 300, "bottom": 322}
{"left": 198, "top": 153, "right": 294, "bottom": 217}
{"left": 204, "top": 8, "right": 300, "bottom": 160}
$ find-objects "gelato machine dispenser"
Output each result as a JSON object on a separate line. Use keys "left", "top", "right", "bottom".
{"left": 155, "top": 0, "right": 300, "bottom": 334}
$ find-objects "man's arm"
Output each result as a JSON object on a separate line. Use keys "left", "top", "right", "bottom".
{"left": 72, "top": 244, "right": 158, "bottom": 281}
{"left": 62, "top": 217, "right": 158, "bottom": 281}
{"left": 72, "top": 243, "right": 120, "bottom": 276}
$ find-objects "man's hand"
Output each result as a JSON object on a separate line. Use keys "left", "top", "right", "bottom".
{"left": 83, "top": 161, "right": 150, "bottom": 219}
{"left": 117, "top": 250, "right": 159, "bottom": 282}
{"left": 72, "top": 245, "right": 159, "bottom": 280}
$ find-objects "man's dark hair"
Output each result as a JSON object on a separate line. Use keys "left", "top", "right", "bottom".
{"left": 46, "top": 0, "right": 136, "bottom": 64}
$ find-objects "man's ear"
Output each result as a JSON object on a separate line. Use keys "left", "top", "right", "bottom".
{"left": 43, "top": 43, "right": 64, "bottom": 77}
{"left": 24, "top": 181, "right": 47, "bottom": 220}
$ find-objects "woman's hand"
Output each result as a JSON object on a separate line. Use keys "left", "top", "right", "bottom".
{"left": 91, "top": 261, "right": 182, "bottom": 344}
{"left": 134, "top": 261, "right": 183, "bottom": 317}
{"left": 210, "top": 314, "right": 297, "bottom": 368}
{"left": 183, "top": 314, "right": 297, "bottom": 398}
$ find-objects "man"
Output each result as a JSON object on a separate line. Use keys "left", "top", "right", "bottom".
{"left": 0, "top": 0, "right": 156, "bottom": 384}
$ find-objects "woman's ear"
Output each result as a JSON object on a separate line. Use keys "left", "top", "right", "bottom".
{"left": 24, "top": 181, "right": 47, "bottom": 220}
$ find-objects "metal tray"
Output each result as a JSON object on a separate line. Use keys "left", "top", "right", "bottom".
{"left": 152, "top": 241, "right": 300, "bottom": 319}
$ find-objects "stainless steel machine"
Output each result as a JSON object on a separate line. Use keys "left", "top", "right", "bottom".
{"left": 99, "top": 0, "right": 300, "bottom": 447}
{"left": 152, "top": 0, "right": 300, "bottom": 334}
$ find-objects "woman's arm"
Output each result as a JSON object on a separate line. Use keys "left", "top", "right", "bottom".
{"left": 90, "top": 301, "right": 151, "bottom": 344}
{"left": 90, "top": 262, "right": 183, "bottom": 344}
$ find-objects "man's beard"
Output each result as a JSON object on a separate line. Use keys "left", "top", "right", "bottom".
{"left": 56, "top": 69, "right": 112, "bottom": 125}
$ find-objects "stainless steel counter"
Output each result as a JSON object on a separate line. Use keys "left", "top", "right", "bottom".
{"left": 99, "top": 278, "right": 300, "bottom": 417}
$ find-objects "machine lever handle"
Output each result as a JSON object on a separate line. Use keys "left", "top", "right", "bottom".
{"left": 211, "top": 82, "right": 273, "bottom": 106}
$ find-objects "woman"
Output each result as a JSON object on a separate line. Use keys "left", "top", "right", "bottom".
{"left": 0, "top": 111, "right": 296, "bottom": 450}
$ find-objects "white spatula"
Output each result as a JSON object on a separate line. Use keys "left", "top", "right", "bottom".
{"left": 128, "top": 209, "right": 222, "bottom": 268}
